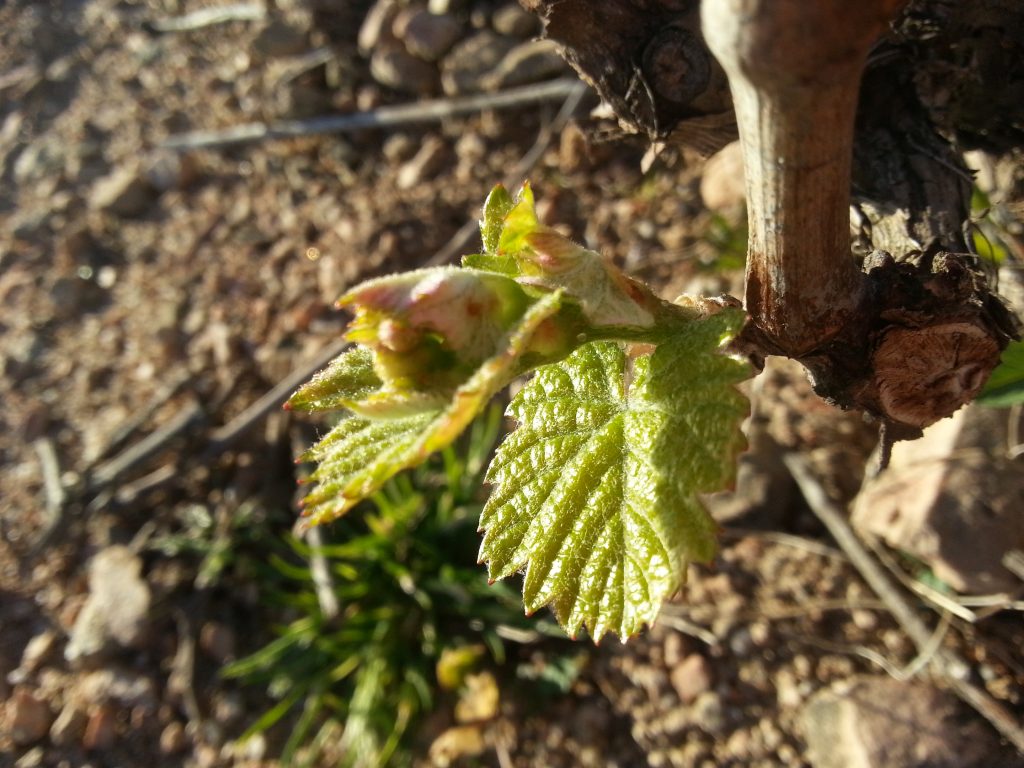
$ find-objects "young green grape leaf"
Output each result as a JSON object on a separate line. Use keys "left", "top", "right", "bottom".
{"left": 286, "top": 347, "right": 380, "bottom": 412}
{"left": 496, "top": 181, "right": 538, "bottom": 258}
{"left": 464, "top": 184, "right": 527, "bottom": 276}
{"left": 977, "top": 339, "right": 1024, "bottom": 407}
{"left": 479, "top": 310, "right": 749, "bottom": 642}
{"left": 298, "top": 292, "right": 564, "bottom": 529}
{"left": 479, "top": 183, "right": 515, "bottom": 256}
{"left": 461, "top": 252, "right": 519, "bottom": 276}
{"left": 473, "top": 181, "right": 662, "bottom": 329}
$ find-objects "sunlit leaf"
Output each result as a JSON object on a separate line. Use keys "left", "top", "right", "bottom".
{"left": 479, "top": 310, "right": 749, "bottom": 641}
{"left": 287, "top": 347, "right": 380, "bottom": 412}
{"left": 340, "top": 267, "right": 532, "bottom": 393}
{"left": 478, "top": 182, "right": 660, "bottom": 329}
{"left": 480, "top": 183, "right": 515, "bottom": 256}
{"left": 298, "top": 293, "right": 564, "bottom": 528}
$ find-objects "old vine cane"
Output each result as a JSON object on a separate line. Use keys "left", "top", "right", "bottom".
{"left": 701, "top": 0, "right": 1015, "bottom": 436}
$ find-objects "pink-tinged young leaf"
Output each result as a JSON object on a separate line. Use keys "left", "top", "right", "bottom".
{"left": 518, "top": 230, "right": 657, "bottom": 328}
{"left": 339, "top": 266, "right": 532, "bottom": 392}
{"left": 297, "top": 292, "right": 564, "bottom": 529}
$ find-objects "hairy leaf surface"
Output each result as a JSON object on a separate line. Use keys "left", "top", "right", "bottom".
{"left": 479, "top": 311, "right": 749, "bottom": 641}
{"left": 287, "top": 347, "right": 380, "bottom": 412}
{"left": 297, "top": 292, "right": 563, "bottom": 528}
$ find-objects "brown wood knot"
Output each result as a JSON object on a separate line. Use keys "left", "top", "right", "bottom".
{"left": 641, "top": 24, "right": 710, "bottom": 107}
{"left": 789, "top": 250, "right": 1020, "bottom": 435}
{"left": 871, "top": 322, "right": 1000, "bottom": 429}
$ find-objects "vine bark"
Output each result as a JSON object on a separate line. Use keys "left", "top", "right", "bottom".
{"left": 521, "top": 0, "right": 1021, "bottom": 435}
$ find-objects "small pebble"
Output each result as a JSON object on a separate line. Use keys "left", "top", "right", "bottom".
{"left": 5, "top": 688, "right": 52, "bottom": 746}
{"left": 13, "top": 631, "right": 58, "bottom": 681}
{"left": 83, "top": 705, "right": 117, "bottom": 751}
{"left": 370, "top": 47, "right": 438, "bottom": 95}
{"left": 492, "top": 3, "right": 540, "bottom": 37}
{"left": 851, "top": 609, "right": 878, "bottom": 631}
{"left": 159, "top": 721, "right": 187, "bottom": 755}
{"left": 670, "top": 653, "right": 714, "bottom": 703}
{"left": 199, "top": 621, "right": 236, "bottom": 663}
{"left": 395, "top": 8, "right": 462, "bottom": 61}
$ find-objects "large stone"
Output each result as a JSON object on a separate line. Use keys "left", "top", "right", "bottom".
{"left": 853, "top": 404, "right": 1024, "bottom": 593}
{"left": 440, "top": 32, "right": 518, "bottom": 95}
{"left": 3, "top": 688, "right": 52, "bottom": 746}
{"left": 395, "top": 8, "right": 462, "bottom": 62}
{"left": 88, "top": 165, "right": 157, "bottom": 218}
{"left": 481, "top": 39, "right": 570, "bottom": 90}
{"left": 65, "top": 546, "right": 151, "bottom": 663}
{"left": 369, "top": 47, "right": 438, "bottom": 95}
{"left": 801, "top": 676, "right": 1006, "bottom": 768}
{"left": 700, "top": 140, "right": 746, "bottom": 212}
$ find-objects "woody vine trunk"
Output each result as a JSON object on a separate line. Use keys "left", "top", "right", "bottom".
{"left": 520, "top": 0, "right": 1021, "bottom": 436}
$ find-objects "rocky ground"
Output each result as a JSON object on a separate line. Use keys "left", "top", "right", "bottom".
{"left": 1, "top": 1, "right": 1022, "bottom": 767}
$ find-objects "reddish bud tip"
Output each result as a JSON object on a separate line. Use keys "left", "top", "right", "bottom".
{"left": 282, "top": 402, "right": 292, "bottom": 411}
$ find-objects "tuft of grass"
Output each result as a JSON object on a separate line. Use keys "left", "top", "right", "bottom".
{"left": 225, "top": 404, "right": 561, "bottom": 767}
{"left": 150, "top": 500, "right": 280, "bottom": 589}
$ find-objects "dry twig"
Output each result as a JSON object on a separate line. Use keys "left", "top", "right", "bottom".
{"left": 656, "top": 606, "right": 719, "bottom": 646}
{"left": 170, "top": 608, "right": 210, "bottom": 742}
{"left": 89, "top": 399, "right": 206, "bottom": 490}
{"left": 92, "top": 371, "right": 193, "bottom": 465}
{"left": 148, "top": 3, "right": 266, "bottom": 33}
{"left": 161, "top": 79, "right": 587, "bottom": 151}
{"left": 205, "top": 336, "right": 351, "bottom": 455}
{"left": 864, "top": 534, "right": 980, "bottom": 623}
{"left": 30, "top": 438, "right": 67, "bottom": 553}
{"left": 33, "top": 438, "right": 65, "bottom": 524}
{"left": 721, "top": 526, "right": 847, "bottom": 562}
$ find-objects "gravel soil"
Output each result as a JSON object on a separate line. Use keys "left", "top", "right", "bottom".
{"left": 2, "top": 2, "right": 1022, "bottom": 767}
